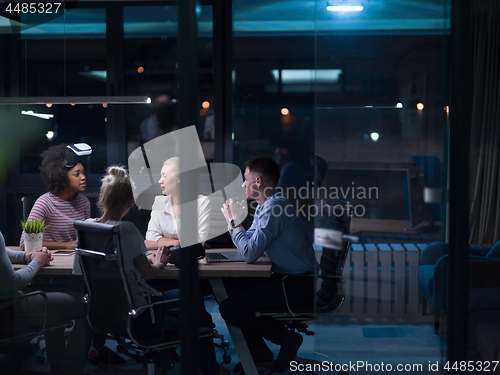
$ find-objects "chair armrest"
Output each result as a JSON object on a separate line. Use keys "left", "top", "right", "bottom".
{"left": 0, "top": 290, "right": 47, "bottom": 304}
{"left": 421, "top": 243, "right": 491, "bottom": 266}
{"left": 0, "top": 291, "right": 49, "bottom": 338}
{"left": 432, "top": 254, "right": 449, "bottom": 291}
{"left": 129, "top": 298, "right": 180, "bottom": 317}
{"left": 280, "top": 274, "right": 344, "bottom": 317}
{"left": 421, "top": 242, "right": 449, "bottom": 265}
{"left": 469, "top": 246, "right": 490, "bottom": 257}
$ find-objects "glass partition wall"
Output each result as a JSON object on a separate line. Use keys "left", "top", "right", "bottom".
{"left": 1, "top": 3, "right": 216, "bottom": 373}
{"left": 2, "top": 0, "right": 488, "bottom": 373}
{"left": 232, "top": 0, "right": 450, "bottom": 372}
{"left": 0, "top": 1, "right": 215, "bottom": 243}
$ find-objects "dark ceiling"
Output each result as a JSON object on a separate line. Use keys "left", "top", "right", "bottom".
{"left": 0, "top": 0, "right": 450, "bottom": 38}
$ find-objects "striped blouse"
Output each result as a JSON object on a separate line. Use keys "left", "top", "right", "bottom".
{"left": 20, "top": 192, "right": 91, "bottom": 250}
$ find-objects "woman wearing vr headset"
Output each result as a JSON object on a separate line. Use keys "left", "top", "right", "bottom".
{"left": 20, "top": 143, "right": 92, "bottom": 251}
{"left": 11, "top": 143, "right": 95, "bottom": 374}
{"left": 20, "top": 143, "right": 127, "bottom": 366}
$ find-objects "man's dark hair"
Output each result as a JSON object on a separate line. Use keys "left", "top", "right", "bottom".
{"left": 244, "top": 157, "right": 280, "bottom": 188}
{"left": 151, "top": 89, "right": 176, "bottom": 104}
{"left": 40, "top": 143, "right": 71, "bottom": 195}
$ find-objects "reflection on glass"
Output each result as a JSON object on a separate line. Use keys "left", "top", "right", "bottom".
{"left": 0, "top": 104, "right": 107, "bottom": 174}
{"left": 233, "top": 0, "right": 450, "bottom": 370}
{"left": 19, "top": 8, "right": 106, "bottom": 97}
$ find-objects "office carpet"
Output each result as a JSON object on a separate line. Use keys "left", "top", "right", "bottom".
{"left": 1, "top": 297, "right": 445, "bottom": 375}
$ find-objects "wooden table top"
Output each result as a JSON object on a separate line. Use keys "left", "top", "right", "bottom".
{"left": 9, "top": 248, "right": 272, "bottom": 278}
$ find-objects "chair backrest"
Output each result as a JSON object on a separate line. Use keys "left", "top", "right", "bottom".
{"left": 21, "top": 195, "right": 40, "bottom": 220}
{"left": 314, "top": 199, "right": 352, "bottom": 314}
{"left": 304, "top": 154, "right": 329, "bottom": 187}
{"left": 74, "top": 221, "right": 132, "bottom": 339}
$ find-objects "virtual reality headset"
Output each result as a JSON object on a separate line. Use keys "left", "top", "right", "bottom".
{"left": 62, "top": 143, "right": 92, "bottom": 168}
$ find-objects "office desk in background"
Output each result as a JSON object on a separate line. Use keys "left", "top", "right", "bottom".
{"left": 10, "top": 247, "right": 271, "bottom": 375}
{"left": 350, "top": 217, "right": 442, "bottom": 234}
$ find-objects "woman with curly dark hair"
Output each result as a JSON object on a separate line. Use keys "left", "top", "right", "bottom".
{"left": 20, "top": 143, "right": 92, "bottom": 251}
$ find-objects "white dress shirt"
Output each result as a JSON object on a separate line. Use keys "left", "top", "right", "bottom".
{"left": 146, "top": 194, "right": 211, "bottom": 246}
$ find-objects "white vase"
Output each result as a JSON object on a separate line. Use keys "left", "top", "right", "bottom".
{"left": 23, "top": 232, "right": 43, "bottom": 252}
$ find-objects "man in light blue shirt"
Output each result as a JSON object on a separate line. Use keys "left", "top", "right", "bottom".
{"left": 220, "top": 157, "right": 317, "bottom": 373}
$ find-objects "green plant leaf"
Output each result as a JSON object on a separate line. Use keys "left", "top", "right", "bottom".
{"left": 20, "top": 218, "right": 50, "bottom": 234}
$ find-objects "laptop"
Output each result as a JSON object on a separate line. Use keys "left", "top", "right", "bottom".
{"left": 204, "top": 251, "right": 244, "bottom": 263}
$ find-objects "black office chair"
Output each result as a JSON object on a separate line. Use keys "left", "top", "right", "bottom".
{"left": 74, "top": 220, "right": 213, "bottom": 375}
{"left": 0, "top": 291, "right": 72, "bottom": 367}
{"left": 21, "top": 195, "right": 40, "bottom": 220}
{"left": 256, "top": 200, "right": 356, "bottom": 375}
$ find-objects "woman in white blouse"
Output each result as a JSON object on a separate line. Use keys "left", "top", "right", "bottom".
{"left": 144, "top": 156, "right": 211, "bottom": 250}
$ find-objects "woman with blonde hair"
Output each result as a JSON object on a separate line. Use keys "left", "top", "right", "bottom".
{"left": 77, "top": 165, "right": 171, "bottom": 305}
{"left": 81, "top": 165, "right": 219, "bottom": 375}
{"left": 145, "top": 156, "right": 211, "bottom": 249}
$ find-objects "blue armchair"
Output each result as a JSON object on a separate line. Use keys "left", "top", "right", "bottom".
{"left": 467, "top": 258, "right": 500, "bottom": 363}
{"left": 418, "top": 241, "right": 500, "bottom": 334}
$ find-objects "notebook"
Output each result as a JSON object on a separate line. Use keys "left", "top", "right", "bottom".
{"left": 204, "top": 251, "right": 244, "bottom": 263}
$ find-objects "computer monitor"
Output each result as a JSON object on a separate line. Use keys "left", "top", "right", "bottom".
{"left": 405, "top": 166, "right": 437, "bottom": 232}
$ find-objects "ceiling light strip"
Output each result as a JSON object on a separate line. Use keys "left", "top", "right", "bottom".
{"left": 0, "top": 96, "right": 151, "bottom": 105}
{"left": 326, "top": 5, "right": 364, "bottom": 12}
{"left": 316, "top": 106, "right": 402, "bottom": 109}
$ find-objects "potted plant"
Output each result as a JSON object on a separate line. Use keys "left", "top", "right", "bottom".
{"left": 20, "top": 218, "right": 49, "bottom": 252}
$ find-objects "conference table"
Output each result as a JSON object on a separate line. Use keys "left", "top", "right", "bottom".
{"left": 10, "top": 247, "right": 272, "bottom": 375}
